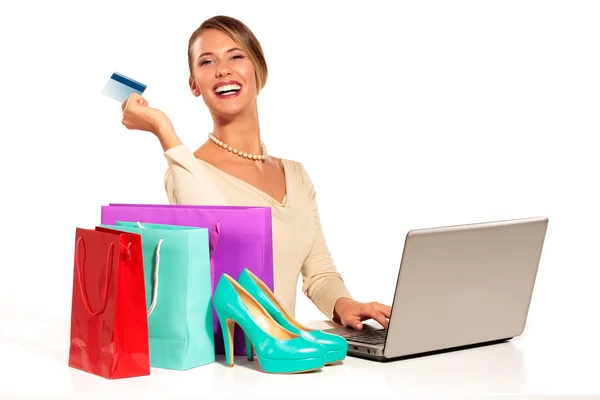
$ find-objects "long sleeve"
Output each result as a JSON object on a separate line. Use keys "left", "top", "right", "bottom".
{"left": 298, "top": 164, "right": 353, "bottom": 321}
{"left": 163, "top": 145, "right": 227, "bottom": 205}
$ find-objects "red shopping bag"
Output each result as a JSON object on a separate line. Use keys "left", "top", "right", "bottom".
{"left": 68, "top": 227, "right": 150, "bottom": 379}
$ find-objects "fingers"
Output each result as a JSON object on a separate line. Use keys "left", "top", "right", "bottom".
{"left": 122, "top": 93, "right": 143, "bottom": 111}
{"left": 341, "top": 314, "right": 363, "bottom": 331}
{"left": 338, "top": 301, "right": 392, "bottom": 331}
{"left": 373, "top": 302, "right": 392, "bottom": 318}
{"left": 370, "top": 311, "right": 389, "bottom": 330}
{"left": 122, "top": 96, "right": 132, "bottom": 112}
{"left": 359, "top": 302, "right": 390, "bottom": 329}
{"left": 342, "top": 315, "right": 363, "bottom": 331}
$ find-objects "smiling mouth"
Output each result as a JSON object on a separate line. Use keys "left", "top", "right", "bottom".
{"left": 214, "top": 84, "right": 242, "bottom": 96}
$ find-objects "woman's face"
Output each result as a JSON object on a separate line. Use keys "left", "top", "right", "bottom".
{"left": 189, "top": 29, "right": 257, "bottom": 118}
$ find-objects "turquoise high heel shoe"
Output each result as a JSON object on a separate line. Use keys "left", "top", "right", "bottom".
{"left": 237, "top": 268, "right": 348, "bottom": 364}
{"left": 213, "top": 274, "right": 327, "bottom": 374}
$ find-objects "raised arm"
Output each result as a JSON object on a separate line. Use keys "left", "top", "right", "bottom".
{"left": 153, "top": 119, "right": 226, "bottom": 206}
{"left": 163, "top": 143, "right": 227, "bottom": 206}
{"left": 120, "top": 92, "right": 226, "bottom": 206}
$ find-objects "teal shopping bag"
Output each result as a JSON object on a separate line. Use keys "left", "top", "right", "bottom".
{"left": 100, "top": 221, "right": 216, "bottom": 370}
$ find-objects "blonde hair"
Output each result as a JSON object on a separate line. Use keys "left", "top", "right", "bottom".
{"left": 188, "top": 16, "right": 268, "bottom": 92}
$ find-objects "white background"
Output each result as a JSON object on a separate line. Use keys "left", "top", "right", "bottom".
{"left": 1, "top": 0, "right": 599, "bottom": 398}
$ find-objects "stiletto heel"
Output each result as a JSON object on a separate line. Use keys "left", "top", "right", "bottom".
{"left": 213, "top": 274, "right": 327, "bottom": 374}
{"left": 237, "top": 268, "right": 348, "bottom": 365}
{"left": 244, "top": 333, "right": 254, "bottom": 361}
{"left": 217, "top": 311, "right": 235, "bottom": 367}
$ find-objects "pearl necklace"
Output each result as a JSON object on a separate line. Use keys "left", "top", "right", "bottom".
{"left": 208, "top": 133, "right": 267, "bottom": 161}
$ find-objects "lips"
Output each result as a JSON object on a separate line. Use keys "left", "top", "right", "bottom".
{"left": 213, "top": 80, "right": 242, "bottom": 91}
{"left": 213, "top": 80, "right": 243, "bottom": 98}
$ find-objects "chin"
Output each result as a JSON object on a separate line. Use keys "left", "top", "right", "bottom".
{"left": 210, "top": 102, "right": 254, "bottom": 119}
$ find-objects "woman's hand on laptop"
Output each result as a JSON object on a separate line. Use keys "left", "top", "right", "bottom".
{"left": 333, "top": 298, "right": 391, "bottom": 330}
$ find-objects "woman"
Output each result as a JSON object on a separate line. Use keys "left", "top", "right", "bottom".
{"left": 120, "top": 15, "right": 391, "bottom": 331}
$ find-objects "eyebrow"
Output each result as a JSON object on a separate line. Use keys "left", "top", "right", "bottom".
{"left": 197, "top": 47, "right": 244, "bottom": 60}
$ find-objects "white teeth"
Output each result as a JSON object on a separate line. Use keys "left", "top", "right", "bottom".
{"left": 215, "top": 84, "right": 241, "bottom": 94}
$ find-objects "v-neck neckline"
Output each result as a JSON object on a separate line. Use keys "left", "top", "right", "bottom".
{"left": 196, "top": 157, "right": 291, "bottom": 208}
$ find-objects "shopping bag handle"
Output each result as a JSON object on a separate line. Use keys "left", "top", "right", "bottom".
{"left": 134, "top": 221, "right": 220, "bottom": 305}
{"left": 146, "top": 238, "right": 162, "bottom": 317}
{"left": 136, "top": 222, "right": 162, "bottom": 317}
{"left": 75, "top": 237, "right": 114, "bottom": 316}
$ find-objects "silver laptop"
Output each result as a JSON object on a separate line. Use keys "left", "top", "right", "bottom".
{"left": 324, "top": 216, "right": 548, "bottom": 361}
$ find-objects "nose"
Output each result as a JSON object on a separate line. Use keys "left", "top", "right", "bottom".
{"left": 216, "top": 66, "right": 232, "bottom": 78}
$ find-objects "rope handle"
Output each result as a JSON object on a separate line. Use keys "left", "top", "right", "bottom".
{"left": 75, "top": 237, "right": 114, "bottom": 316}
{"left": 134, "top": 220, "right": 220, "bottom": 310}
{"left": 136, "top": 222, "right": 162, "bottom": 317}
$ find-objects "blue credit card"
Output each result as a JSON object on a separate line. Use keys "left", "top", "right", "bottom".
{"left": 100, "top": 72, "right": 146, "bottom": 102}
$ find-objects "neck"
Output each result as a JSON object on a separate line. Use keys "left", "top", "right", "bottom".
{"left": 210, "top": 100, "right": 262, "bottom": 156}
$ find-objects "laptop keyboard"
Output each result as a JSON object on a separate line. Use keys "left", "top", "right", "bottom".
{"left": 342, "top": 329, "right": 388, "bottom": 345}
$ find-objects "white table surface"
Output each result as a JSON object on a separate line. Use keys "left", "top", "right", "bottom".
{"left": 1, "top": 312, "right": 599, "bottom": 399}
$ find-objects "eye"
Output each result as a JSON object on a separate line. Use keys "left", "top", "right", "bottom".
{"left": 232, "top": 54, "right": 245, "bottom": 60}
{"left": 199, "top": 59, "right": 213, "bottom": 66}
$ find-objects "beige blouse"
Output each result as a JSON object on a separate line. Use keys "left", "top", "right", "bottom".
{"left": 163, "top": 144, "right": 353, "bottom": 320}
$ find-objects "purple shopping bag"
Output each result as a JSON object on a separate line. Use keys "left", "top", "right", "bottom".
{"left": 100, "top": 203, "right": 274, "bottom": 356}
